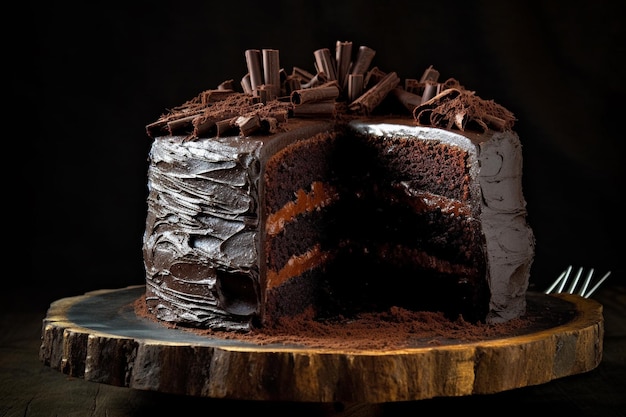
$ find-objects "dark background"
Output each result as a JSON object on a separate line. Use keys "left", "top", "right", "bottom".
{"left": 25, "top": 0, "right": 624, "bottom": 308}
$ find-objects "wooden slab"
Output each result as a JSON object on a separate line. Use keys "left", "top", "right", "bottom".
{"left": 39, "top": 286, "right": 603, "bottom": 403}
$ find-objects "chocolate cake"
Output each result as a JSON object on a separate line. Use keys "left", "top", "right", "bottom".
{"left": 142, "top": 41, "right": 535, "bottom": 332}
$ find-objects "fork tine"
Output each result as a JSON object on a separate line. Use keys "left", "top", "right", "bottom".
{"left": 544, "top": 266, "right": 570, "bottom": 294}
{"left": 557, "top": 265, "right": 573, "bottom": 293}
{"left": 583, "top": 271, "right": 612, "bottom": 298}
{"left": 577, "top": 268, "right": 595, "bottom": 296}
{"left": 545, "top": 266, "right": 610, "bottom": 298}
{"left": 566, "top": 266, "right": 584, "bottom": 294}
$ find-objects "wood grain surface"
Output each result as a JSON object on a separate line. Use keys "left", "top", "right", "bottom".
{"left": 38, "top": 286, "right": 604, "bottom": 403}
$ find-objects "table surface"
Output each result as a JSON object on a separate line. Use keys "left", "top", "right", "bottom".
{"left": 2, "top": 285, "right": 625, "bottom": 417}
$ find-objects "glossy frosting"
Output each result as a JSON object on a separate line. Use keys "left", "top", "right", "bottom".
{"left": 143, "top": 135, "right": 264, "bottom": 330}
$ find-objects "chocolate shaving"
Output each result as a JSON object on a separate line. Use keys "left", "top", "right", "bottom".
{"left": 291, "top": 83, "right": 340, "bottom": 105}
{"left": 390, "top": 87, "right": 422, "bottom": 112}
{"left": 240, "top": 73, "right": 253, "bottom": 95}
{"left": 348, "top": 74, "right": 364, "bottom": 102}
{"left": 218, "top": 79, "right": 235, "bottom": 90}
{"left": 262, "top": 49, "right": 281, "bottom": 100}
{"left": 413, "top": 88, "right": 516, "bottom": 132}
{"left": 419, "top": 65, "right": 440, "bottom": 83}
{"left": 236, "top": 114, "right": 262, "bottom": 136}
{"left": 363, "top": 66, "right": 387, "bottom": 89}
{"left": 405, "top": 79, "right": 421, "bottom": 94}
{"left": 245, "top": 49, "right": 263, "bottom": 95}
{"left": 283, "top": 75, "right": 301, "bottom": 96}
{"left": 349, "top": 71, "right": 400, "bottom": 115}
{"left": 147, "top": 41, "right": 516, "bottom": 140}
{"left": 215, "top": 117, "right": 238, "bottom": 137}
{"left": 313, "top": 48, "right": 337, "bottom": 81}
{"left": 335, "top": 40, "right": 353, "bottom": 90}
{"left": 165, "top": 114, "right": 198, "bottom": 135}
{"left": 420, "top": 81, "right": 440, "bottom": 104}
{"left": 301, "top": 72, "right": 327, "bottom": 89}
{"left": 260, "top": 116, "right": 280, "bottom": 134}
{"left": 290, "top": 101, "right": 339, "bottom": 118}
{"left": 292, "top": 67, "right": 315, "bottom": 83}
{"left": 193, "top": 116, "right": 220, "bottom": 138}
{"left": 351, "top": 45, "right": 376, "bottom": 77}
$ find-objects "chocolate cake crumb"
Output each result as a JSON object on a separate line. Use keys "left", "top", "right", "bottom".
{"left": 133, "top": 295, "right": 532, "bottom": 350}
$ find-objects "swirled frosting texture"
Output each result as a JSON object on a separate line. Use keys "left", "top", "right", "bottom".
{"left": 478, "top": 131, "right": 535, "bottom": 322}
{"left": 143, "top": 135, "right": 264, "bottom": 330}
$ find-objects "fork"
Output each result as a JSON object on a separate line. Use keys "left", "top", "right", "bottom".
{"left": 544, "top": 265, "right": 612, "bottom": 298}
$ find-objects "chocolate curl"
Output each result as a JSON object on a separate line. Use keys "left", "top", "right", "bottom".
{"left": 390, "top": 87, "right": 422, "bottom": 113}
{"left": 364, "top": 67, "right": 387, "bottom": 89}
{"left": 413, "top": 88, "right": 516, "bottom": 132}
{"left": 260, "top": 117, "right": 279, "bottom": 134}
{"left": 405, "top": 79, "right": 421, "bottom": 94}
{"left": 349, "top": 71, "right": 400, "bottom": 115}
{"left": 279, "top": 68, "right": 288, "bottom": 83}
{"left": 167, "top": 114, "right": 199, "bottom": 135}
{"left": 348, "top": 74, "right": 364, "bottom": 102}
{"left": 245, "top": 49, "right": 263, "bottom": 95}
{"left": 215, "top": 117, "right": 238, "bottom": 137}
{"left": 314, "top": 48, "right": 337, "bottom": 81}
{"left": 199, "top": 89, "right": 237, "bottom": 104}
{"left": 420, "top": 81, "right": 439, "bottom": 104}
{"left": 442, "top": 77, "right": 463, "bottom": 90}
{"left": 262, "top": 49, "right": 281, "bottom": 100}
{"left": 291, "top": 83, "right": 340, "bottom": 105}
{"left": 257, "top": 85, "right": 271, "bottom": 104}
{"left": 351, "top": 45, "right": 376, "bottom": 76}
{"left": 261, "top": 104, "right": 289, "bottom": 123}
{"left": 291, "top": 101, "right": 338, "bottom": 117}
{"left": 193, "top": 116, "right": 219, "bottom": 137}
{"left": 419, "top": 65, "right": 440, "bottom": 83}
{"left": 335, "top": 40, "right": 353, "bottom": 90}
{"left": 146, "top": 119, "right": 168, "bottom": 137}
{"left": 241, "top": 74, "right": 253, "bottom": 94}
{"left": 292, "top": 66, "right": 315, "bottom": 83}
{"left": 482, "top": 114, "right": 508, "bottom": 131}
{"left": 235, "top": 114, "right": 262, "bottom": 136}
{"left": 283, "top": 75, "right": 301, "bottom": 96}
{"left": 301, "top": 72, "right": 327, "bottom": 89}
{"left": 413, "top": 88, "right": 462, "bottom": 123}
{"left": 148, "top": 113, "right": 201, "bottom": 137}
{"left": 218, "top": 79, "right": 235, "bottom": 90}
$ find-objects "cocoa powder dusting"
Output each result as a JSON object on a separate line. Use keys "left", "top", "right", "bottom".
{"left": 134, "top": 296, "right": 532, "bottom": 350}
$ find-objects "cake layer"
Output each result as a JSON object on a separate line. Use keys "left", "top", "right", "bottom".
{"left": 261, "top": 122, "right": 493, "bottom": 324}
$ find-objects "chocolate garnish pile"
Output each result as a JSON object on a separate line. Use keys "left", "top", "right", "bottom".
{"left": 146, "top": 41, "right": 515, "bottom": 140}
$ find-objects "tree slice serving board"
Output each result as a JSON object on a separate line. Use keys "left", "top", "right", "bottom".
{"left": 39, "top": 285, "right": 603, "bottom": 403}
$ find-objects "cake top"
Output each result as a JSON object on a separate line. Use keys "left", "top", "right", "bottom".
{"left": 146, "top": 41, "right": 516, "bottom": 141}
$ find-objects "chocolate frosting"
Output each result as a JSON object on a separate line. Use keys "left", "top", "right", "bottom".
{"left": 144, "top": 120, "right": 534, "bottom": 328}
{"left": 479, "top": 132, "right": 535, "bottom": 322}
{"left": 143, "top": 135, "right": 265, "bottom": 330}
